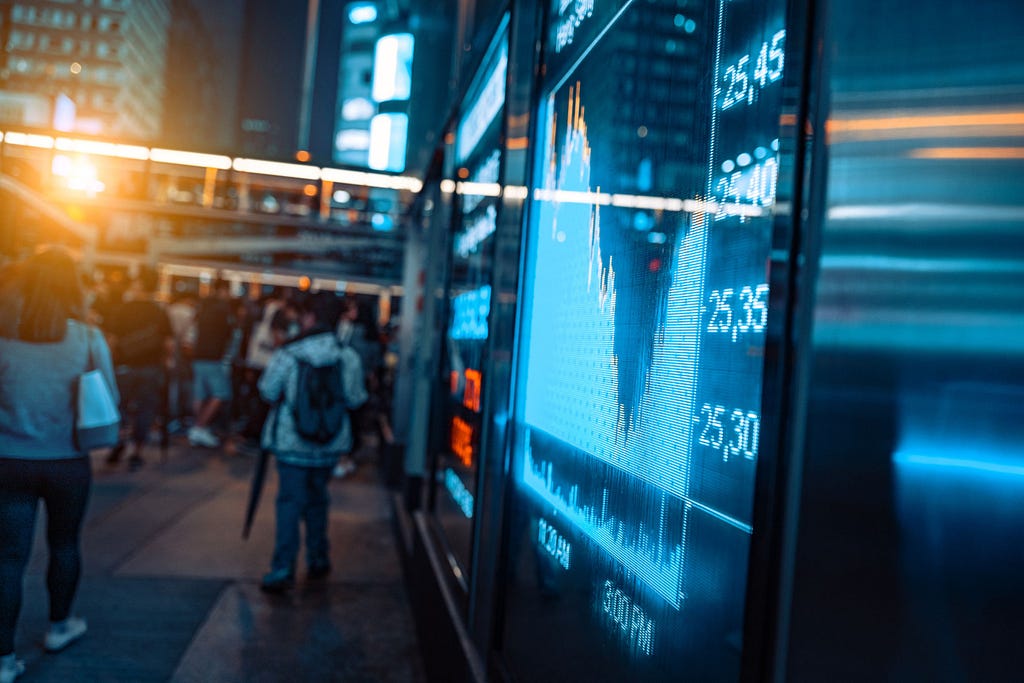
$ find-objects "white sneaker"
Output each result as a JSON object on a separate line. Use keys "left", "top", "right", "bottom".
{"left": 188, "top": 426, "right": 220, "bottom": 448}
{"left": 44, "top": 616, "right": 88, "bottom": 652}
{"left": 333, "top": 459, "right": 357, "bottom": 479}
{"left": 0, "top": 656, "right": 24, "bottom": 683}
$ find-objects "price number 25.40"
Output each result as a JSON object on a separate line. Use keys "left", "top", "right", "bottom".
{"left": 697, "top": 403, "right": 761, "bottom": 462}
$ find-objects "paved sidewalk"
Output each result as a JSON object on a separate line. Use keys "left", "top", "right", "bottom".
{"left": 12, "top": 442, "right": 424, "bottom": 683}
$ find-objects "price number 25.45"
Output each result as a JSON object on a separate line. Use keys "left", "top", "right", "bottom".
{"left": 721, "top": 30, "right": 785, "bottom": 110}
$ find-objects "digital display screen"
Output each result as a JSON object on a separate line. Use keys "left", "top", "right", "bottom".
{"left": 501, "top": 0, "right": 785, "bottom": 678}
{"left": 434, "top": 17, "right": 510, "bottom": 576}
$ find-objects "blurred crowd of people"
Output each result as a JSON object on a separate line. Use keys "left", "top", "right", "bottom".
{"left": 1, "top": 249, "right": 403, "bottom": 673}
{"left": 84, "top": 269, "right": 397, "bottom": 475}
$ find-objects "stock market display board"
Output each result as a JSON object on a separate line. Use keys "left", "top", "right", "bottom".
{"left": 434, "top": 17, "right": 510, "bottom": 575}
{"left": 502, "top": 0, "right": 786, "bottom": 678}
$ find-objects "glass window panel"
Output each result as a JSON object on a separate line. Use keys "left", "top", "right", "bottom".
{"left": 432, "top": 16, "right": 510, "bottom": 579}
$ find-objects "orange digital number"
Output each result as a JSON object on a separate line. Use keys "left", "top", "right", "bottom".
{"left": 451, "top": 416, "right": 474, "bottom": 467}
{"left": 463, "top": 368, "right": 482, "bottom": 412}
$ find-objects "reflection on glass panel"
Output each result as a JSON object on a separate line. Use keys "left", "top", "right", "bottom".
{"left": 787, "top": 0, "right": 1024, "bottom": 678}
{"left": 502, "top": 0, "right": 786, "bottom": 678}
{"left": 433, "top": 16, "right": 510, "bottom": 579}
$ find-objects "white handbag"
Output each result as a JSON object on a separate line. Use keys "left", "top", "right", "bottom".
{"left": 75, "top": 331, "right": 121, "bottom": 451}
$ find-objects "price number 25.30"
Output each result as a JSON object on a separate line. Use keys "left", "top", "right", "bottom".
{"left": 696, "top": 403, "right": 761, "bottom": 462}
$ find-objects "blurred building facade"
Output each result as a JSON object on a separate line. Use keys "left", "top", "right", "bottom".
{"left": 235, "top": 0, "right": 306, "bottom": 159}
{"left": 0, "top": 0, "right": 171, "bottom": 138}
{"left": 162, "top": 0, "right": 243, "bottom": 151}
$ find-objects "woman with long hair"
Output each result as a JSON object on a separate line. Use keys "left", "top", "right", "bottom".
{"left": 0, "top": 248, "right": 117, "bottom": 683}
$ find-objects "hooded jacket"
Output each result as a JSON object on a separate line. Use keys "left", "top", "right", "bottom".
{"left": 258, "top": 327, "right": 367, "bottom": 467}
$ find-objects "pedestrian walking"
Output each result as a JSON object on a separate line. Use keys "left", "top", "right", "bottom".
{"left": 189, "top": 279, "right": 235, "bottom": 448}
{"left": 0, "top": 248, "right": 117, "bottom": 683}
{"left": 257, "top": 292, "right": 367, "bottom": 593}
{"left": 103, "top": 269, "right": 172, "bottom": 469}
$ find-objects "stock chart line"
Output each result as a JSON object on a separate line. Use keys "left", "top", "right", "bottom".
{"left": 524, "top": 79, "right": 704, "bottom": 498}
{"left": 522, "top": 434, "right": 687, "bottom": 608}
{"left": 520, "top": 76, "right": 758, "bottom": 608}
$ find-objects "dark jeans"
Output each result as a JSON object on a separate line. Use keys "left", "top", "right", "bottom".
{"left": 271, "top": 462, "right": 332, "bottom": 575}
{"left": 0, "top": 457, "right": 91, "bottom": 656}
{"left": 117, "top": 365, "right": 164, "bottom": 446}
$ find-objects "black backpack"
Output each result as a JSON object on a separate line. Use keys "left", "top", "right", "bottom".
{"left": 290, "top": 353, "right": 347, "bottom": 444}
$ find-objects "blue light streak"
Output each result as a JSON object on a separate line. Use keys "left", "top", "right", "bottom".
{"left": 894, "top": 452, "right": 1024, "bottom": 478}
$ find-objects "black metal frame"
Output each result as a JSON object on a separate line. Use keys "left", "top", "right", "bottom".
{"left": 738, "top": 0, "right": 823, "bottom": 679}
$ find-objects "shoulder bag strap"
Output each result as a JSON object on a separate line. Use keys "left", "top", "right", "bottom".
{"left": 85, "top": 324, "right": 97, "bottom": 372}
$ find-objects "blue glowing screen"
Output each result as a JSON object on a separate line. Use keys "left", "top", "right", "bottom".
{"left": 433, "top": 17, "right": 510, "bottom": 577}
{"left": 502, "top": 0, "right": 785, "bottom": 678}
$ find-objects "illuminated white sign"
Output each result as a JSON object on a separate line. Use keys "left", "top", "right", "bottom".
{"left": 372, "top": 33, "right": 414, "bottom": 102}
{"left": 455, "top": 204, "right": 498, "bottom": 257}
{"left": 368, "top": 112, "right": 408, "bottom": 172}
{"left": 335, "top": 128, "right": 371, "bottom": 151}
{"left": 348, "top": 2, "right": 377, "bottom": 24}
{"left": 341, "top": 97, "right": 376, "bottom": 121}
{"left": 462, "top": 149, "right": 501, "bottom": 213}
{"left": 456, "top": 47, "right": 507, "bottom": 163}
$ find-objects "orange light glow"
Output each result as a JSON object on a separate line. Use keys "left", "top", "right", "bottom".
{"left": 908, "top": 147, "right": 1024, "bottom": 160}
{"left": 451, "top": 417, "right": 474, "bottom": 467}
{"left": 450, "top": 370, "right": 459, "bottom": 395}
{"left": 827, "top": 110, "right": 1024, "bottom": 141}
{"left": 298, "top": 276, "right": 311, "bottom": 291}
{"left": 303, "top": 183, "right": 318, "bottom": 197}
{"left": 457, "top": 167, "right": 470, "bottom": 179}
{"left": 463, "top": 369, "right": 482, "bottom": 412}
{"left": 295, "top": 150, "right": 311, "bottom": 162}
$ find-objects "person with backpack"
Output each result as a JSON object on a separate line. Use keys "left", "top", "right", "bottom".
{"left": 257, "top": 292, "right": 367, "bottom": 593}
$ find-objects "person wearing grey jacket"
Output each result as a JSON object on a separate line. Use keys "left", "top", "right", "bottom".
{"left": 0, "top": 248, "right": 118, "bottom": 683}
{"left": 257, "top": 292, "right": 367, "bottom": 593}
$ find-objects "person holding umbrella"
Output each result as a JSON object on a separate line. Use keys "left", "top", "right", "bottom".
{"left": 253, "top": 292, "right": 367, "bottom": 593}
